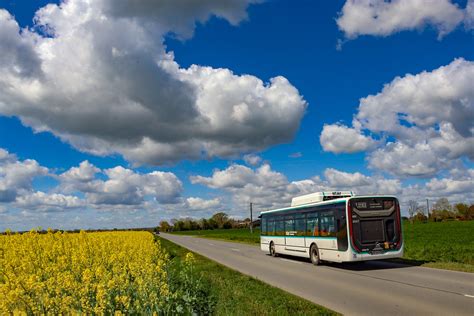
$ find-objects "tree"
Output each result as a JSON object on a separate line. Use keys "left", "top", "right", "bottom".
{"left": 455, "top": 203, "right": 474, "bottom": 220}
{"left": 413, "top": 205, "right": 427, "bottom": 222}
{"left": 414, "top": 211, "right": 427, "bottom": 222}
{"left": 211, "top": 212, "right": 229, "bottom": 229}
{"left": 159, "top": 220, "right": 171, "bottom": 232}
{"left": 432, "top": 198, "right": 451, "bottom": 212}
{"left": 174, "top": 220, "right": 185, "bottom": 231}
{"left": 407, "top": 200, "right": 418, "bottom": 222}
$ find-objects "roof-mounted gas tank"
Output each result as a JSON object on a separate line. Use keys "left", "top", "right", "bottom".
{"left": 291, "top": 191, "right": 355, "bottom": 207}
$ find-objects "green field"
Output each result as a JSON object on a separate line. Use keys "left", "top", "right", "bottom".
{"left": 171, "top": 221, "right": 474, "bottom": 272}
{"left": 159, "top": 237, "right": 338, "bottom": 316}
{"left": 401, "top": 220, "right": 474, "bottom": 271}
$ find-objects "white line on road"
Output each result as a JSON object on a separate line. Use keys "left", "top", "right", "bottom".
{"left": 280, "top": 258, "right": 302, "bottom": 264}
{"left": 208, "top": 243, "right": 215, "bottom": 246}
{"left": 231, "top": 248, "right": 240, "bottom": 252}
{"left": 464, "top": 294, "right": 474, "bottom": 298}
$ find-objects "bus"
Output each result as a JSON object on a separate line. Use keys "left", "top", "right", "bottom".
{"left": 259, "top": 191, "right": 403, "bottom": 264}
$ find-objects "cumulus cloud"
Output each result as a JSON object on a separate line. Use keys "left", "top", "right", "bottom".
{"left": 425, "top": 173, "right": 474, "bottom": 195}
{"left": 320, "top": 58, "right": 474, "bottom": 177}
{"left": 243, "top": 154, "right": 262, "bottom": 166}
{"left": 0, "top": 150, "right": 48, "bottom": 202}
{"left": 324, "top": 168, "right": 371, "bottom": 187}
{"left": 15, "top": 192, "right": 84, "bottom": 212}
{"left": 320, "top": 124, "right": 376, "bottom": 153}
{"left": 191, "top": 162, "right": 474, "bottom": 217}
{"left": 337, "top": 0, "right": 470, "bottom": 39}
{"left": 0, "top": 148, "right": 84, "bottom": 212}
{"left": 0, "top": 0, "right": 306, "bottom": 165}
{"left": 0, "top": 148, "right": 223, "bottom": 219}
{"left": 191, "top": 163, "right": 321, "bottom": 210}
{"left": 466, "top": 0, "right": 474, "bottom": 30}
{"left": 401, "top": 169, "right": 474, "bottom": 209}
{"left": 185, "top": 197, "right": 221, "bottom": 211}
{"left": 191, "top": 163, "right": 403, "bottom": 212}
{"left": 60, "top": 163, "right": 184, "bottom": 206}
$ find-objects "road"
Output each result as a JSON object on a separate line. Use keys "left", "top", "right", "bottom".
{"left": 160, "top": 233, "right": 474, "bottom": 315}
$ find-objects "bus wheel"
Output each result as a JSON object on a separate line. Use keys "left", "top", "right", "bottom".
{"left": 310, "top": 244, "right": 320, "bottom": 265}
{"left": 270, "top": 242, "right": 277, "bottom": 257}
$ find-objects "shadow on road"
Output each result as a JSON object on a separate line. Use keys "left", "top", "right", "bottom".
{"left": 267, "top": 253, "right": 426, "bottom": 271}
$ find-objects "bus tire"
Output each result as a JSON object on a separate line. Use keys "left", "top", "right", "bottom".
{"left": 310, "top": 244, "right": 320, "bottom": 265}
{"left": 270, "top": 242, "right": 277, "bottom": 257}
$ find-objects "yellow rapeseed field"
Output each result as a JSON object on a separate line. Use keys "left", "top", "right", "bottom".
{"left": 0, "top": 230, "right": 171, "bottom": 314}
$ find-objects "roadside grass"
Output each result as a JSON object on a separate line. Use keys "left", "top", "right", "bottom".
{"left": 171, "top": 221, "right": 474, "bottom": 273}
{"left": 171, "top": 228, "right": 261, "bottom": 244}
{"left": 158, "top": 237, "right": 338, "bottom": 316}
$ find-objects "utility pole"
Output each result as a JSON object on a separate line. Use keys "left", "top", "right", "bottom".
{"left": 250, "top": 202, "right": 253, "bottom": 234}
{"left": 426, "top": 199, "right": 430, "bottom": 220}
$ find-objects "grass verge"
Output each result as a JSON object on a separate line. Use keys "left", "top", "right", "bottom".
{"left": 171, "top": 228, "right": 261, "bottom": 244}
{"left": 158, "top": 237, "right": 338, "bottom": 316}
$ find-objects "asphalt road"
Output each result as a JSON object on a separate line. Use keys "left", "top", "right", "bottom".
{"left": 160, "top": 233, "right": 474, "bottom": 316}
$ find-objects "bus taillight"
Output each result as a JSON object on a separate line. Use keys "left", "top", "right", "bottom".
{"left": 395, "top": 200, "right": 402, "bottom": 249}
{"left": 347, "top": 201, "right": 361, "bottom": 253}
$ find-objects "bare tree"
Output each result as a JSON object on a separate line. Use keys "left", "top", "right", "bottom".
{"left": 408, "top": 200, "right": 418, "bottom": 222}
{"left": 432, "top": 198, "right": 451, "bottom": 212}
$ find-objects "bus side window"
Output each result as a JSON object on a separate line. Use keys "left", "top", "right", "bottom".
{"left": 267, "top": 219, "right": 275, "bottom": 236}
{"left": 275, "top": 218, "right": 285, "bottom": 236}
{"left": 306, "top": 213, "right": 319, "bottom": 237}
{"left": 261, "top": 217, "right": 267, "bottom": 236}
{"left": 285, "top": 215, "right": 295, "bottom": 236}
{"left": 320, "top": 211, "right": 336, "bottom": 237}
{"left": 294, "top": 214, "right": 305, "bottom": 236}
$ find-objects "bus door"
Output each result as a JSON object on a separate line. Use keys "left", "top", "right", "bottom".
{"left": 285, "top": 214, "right": 305, "bottom": 248}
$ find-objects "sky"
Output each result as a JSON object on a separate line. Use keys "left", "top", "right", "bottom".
{"left": 0, "top": 0, "right": 473, "bottom": 231}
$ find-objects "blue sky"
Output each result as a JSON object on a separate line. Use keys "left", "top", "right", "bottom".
{"left": 0, "top": 0, "right": 473, "bottom": 231}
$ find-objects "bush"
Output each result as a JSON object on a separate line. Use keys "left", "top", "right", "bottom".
{"left": 166, "top": 252, "right": 216, "bottom": 315}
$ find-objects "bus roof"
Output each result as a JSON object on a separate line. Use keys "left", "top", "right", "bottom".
{"left": 260, "top": 195, "right": 398, "bottom": 216}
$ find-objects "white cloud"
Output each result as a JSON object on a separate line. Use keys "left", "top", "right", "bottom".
{"left": 192, "top": 163, "right": 396, "bottom": 211}
{"left": 0, "top": 150, "right": 49, "bottom": 202}
{"left": 15, "top": 191, "right": 84, "bottom": 211}
{"left": 425, "top": 175, "right": 474, "bottom": 195}
{"left": 320, "top": 124, "right": 376, "bottom": 153}
{"left": 0, "top": 0, "right": 306, "bottom": 166}
{"left": 190, "top": 163, "right": 473, "bottom": 218}
{"left": 324, "top": 168, "right": 371, "bottom": 187}
{"left": 60, "top": 160, "right": 100, "bottom": 183}
{"left": 60, "top": 163, "right": 184, "bottom": 206}
{"left": 243, "top": 154, "right": 262, "bottom": 166}
{"left": 337, "top": 0, "right": 468, "bottom": 39}
{"left": 185, "top": 197, "right": 221, "bottom": 211}
{"left": 466, "top": 0, "right": 474, "bottom": 30}
{"left": 320, "top": 58, "right": 474, "bottom": 177}
{"left": 191, "top": 163, "right": 322, "bottom": 210}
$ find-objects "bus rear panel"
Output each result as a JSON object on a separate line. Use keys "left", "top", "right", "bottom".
{"left": 348, "top": 196, "right": 403, "bottom": 260}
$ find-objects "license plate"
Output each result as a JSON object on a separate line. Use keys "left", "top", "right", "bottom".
{"left": 370, "top": 249, "right": 384, "bottom": 255}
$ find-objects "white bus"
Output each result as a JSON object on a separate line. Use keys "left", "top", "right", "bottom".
{"left": 260, "top": 192, "right": 403, "bottom": 264}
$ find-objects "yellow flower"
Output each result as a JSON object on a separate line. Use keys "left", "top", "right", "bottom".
{"left": 0, "top": 230, "right": 170, "bottom": 314}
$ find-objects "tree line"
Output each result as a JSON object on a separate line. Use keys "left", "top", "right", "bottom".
{"left": 407, "top": 198, "right": 474, "bottom": 222}
{"left": 158, "top": 212, "right": 257, "bottom": 232}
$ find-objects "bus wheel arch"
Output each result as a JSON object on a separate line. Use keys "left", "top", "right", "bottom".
{"left": 309, "top": 243, "right": 320, "bottom": 265}
{"left": 270, "top": 241, "right": 277, "bottom": 257}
